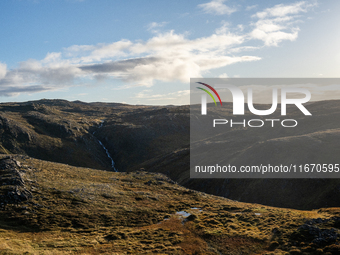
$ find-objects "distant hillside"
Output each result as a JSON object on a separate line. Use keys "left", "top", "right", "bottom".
{"left": 0, "top": 99, "right": 165, "bottom": 170}
{"left": 0, "top": 99, "right": 339, "bottom": 209}
{"left": 130, "top": 100, "right": 340, "bottom": 209}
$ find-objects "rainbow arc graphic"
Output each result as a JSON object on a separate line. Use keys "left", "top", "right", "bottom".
{"left": 196, "top": 82, "right": 223, "bottom": 106}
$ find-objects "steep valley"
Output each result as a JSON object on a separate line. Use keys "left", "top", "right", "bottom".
{"left": 0, "top": 99, "right": 339, "bottom": 210}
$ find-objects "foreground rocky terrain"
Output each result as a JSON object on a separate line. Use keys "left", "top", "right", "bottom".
{"left": 0, "top": 99, "right": 339, "bottom": 209}
{"left": 1, "top": 155, "right": 340, "bottom": 254}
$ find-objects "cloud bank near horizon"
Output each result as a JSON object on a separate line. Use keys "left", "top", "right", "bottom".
{"left": 0, "top": 1, "right": 315, "bottom": 97}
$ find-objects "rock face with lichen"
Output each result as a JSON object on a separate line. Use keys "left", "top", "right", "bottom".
{"left": 0, "top": 156, "right": 32, "bottom": 206}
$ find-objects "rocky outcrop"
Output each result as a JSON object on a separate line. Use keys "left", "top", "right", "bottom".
{"left": 0, "top": 156, "right": 32, "bottom": 206}
{"left": 291, "top": 217, "right": 340, "bottom": 247}
{"left": 0, "top": 113, "right": 33, "bottom": 153}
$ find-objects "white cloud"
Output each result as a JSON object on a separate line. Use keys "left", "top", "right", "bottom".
{"left": 198, "top": 0, "right": 236, "bottom": 15}
{"left": 246, "top": 5, "right": 257, "bottom": 11}
{"left": 0, "top": 28, "right": 260, "bottom": 96}
{"left": 251, "top": 26, "right": 299, "bottom": 46}
{"left": 63, "top": 44, "right": 96, "bottom": 57}
{"left": 147, "top": 21, "right": 168, "bottom": 33}
{"left": 237, "top": 24, "right": 244, "bottom": 31}
{"left": 43, "top": 52, "right": 62, "bottom": 63}
{"left": 18, "top": 58, "right": 81, "bottom": 85}
{"left": 79, "top": 31, "right": 259, "bottom": 86}
{"left": 0, "top": 57, "right": 82, "bottom": 97}
{"left": 19, "top": 59, "right": 42, "bottom": 71}
{"left": 81, "top": 40, "right": 132, "bottom": 63}
{"left": 229, "top": 46, "right": 260, "bottom": 53}
{"left": 215, "top": 21, "right": 229, "bottom": 34}
{"left": 0, "top": 1, "right": 317, "bottom": 97}
{"left": 0, "top": 63, "right": 7, "bottom": 80}
{"left": 250, "top": 2, "right": 315, "bottom": 46}
{"left": 254, "top": 1, "right": 311, "bottom": 19}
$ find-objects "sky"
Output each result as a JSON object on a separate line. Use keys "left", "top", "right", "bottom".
{"left": 0, "top": 0, "right": 339, "bottom": 105}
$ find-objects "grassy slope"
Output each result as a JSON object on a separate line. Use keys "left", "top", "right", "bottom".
{"left": 1, "top": 155, "right": 340, "bottom": 254}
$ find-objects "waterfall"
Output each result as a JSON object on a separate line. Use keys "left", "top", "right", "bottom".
{"left": 92, "top": 120, "right": 118, "bottom": 172}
